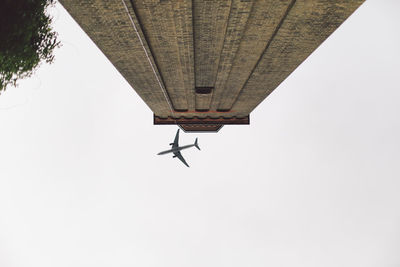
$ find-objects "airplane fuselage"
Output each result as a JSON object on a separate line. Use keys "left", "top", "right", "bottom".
{"left": 157, "top": 144, "right": 195, "bottom": 155}
{"left": 157, "top": 129, "right": 200, "bottom": 167}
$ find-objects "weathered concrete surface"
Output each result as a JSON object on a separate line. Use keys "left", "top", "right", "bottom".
{"left": 193, "top": 0, "right": 231, "bottom": 111}
{"left": 214, "top": 0, "right": 292, "bottom": 111}
{"left": 193, "top": 0, "right": 231, "bottom": 88}
{"left": 131, "top": 0, "right": 194, "bottom": 111}
{"left": 59, "top": 0, "right": 173, "bottom": 117}
{"left": 210, "top": 0, "right": 254, "bottom": 111}
{"left": 59, "top": 0, "right": 365, "bottom": 130}
{"left": 232, "top": 0, "right": 365, "bottom": 116}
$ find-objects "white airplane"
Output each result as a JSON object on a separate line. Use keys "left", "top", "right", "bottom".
{"left": 157, "top": 129, "right": 200, "bottom": 167}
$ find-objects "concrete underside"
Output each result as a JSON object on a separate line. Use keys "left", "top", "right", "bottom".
{"left": 179, "top": 125, "right": 223, "bottom": 133}
{"left": 154, "top": 114, "right": 249, "bottom": 132}
{"left": 59, "top": 0, "right": 365, "bottom": 131}
{"left": 154, "top": 115, "right": 249, "bottom": 124}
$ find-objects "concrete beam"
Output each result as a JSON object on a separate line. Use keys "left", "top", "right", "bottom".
{"left": 233, "top": 0, "right": 365, "bottom": 114}
{"left": 59, "top": 0, "right": 173, "bottom": 116}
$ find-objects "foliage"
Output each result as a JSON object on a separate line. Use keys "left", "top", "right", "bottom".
{"left": 0, "top": 0, "right": 60, "bottom": 92}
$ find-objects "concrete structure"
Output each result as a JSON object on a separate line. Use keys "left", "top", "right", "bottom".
{"left": 60, "top": 0, "right": 364, "bottom": 132}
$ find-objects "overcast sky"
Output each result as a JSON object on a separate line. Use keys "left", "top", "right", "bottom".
{"left": 1, "top": 0, "right": 400, "bottom": 266}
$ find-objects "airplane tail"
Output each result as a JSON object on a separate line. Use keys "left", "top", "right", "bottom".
{"left": 194, "top": 138, "right": 200, "bottom": 150}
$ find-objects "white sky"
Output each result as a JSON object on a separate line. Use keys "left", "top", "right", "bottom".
{"left": 1, "top": 0, "right": 400, "bottom": 266}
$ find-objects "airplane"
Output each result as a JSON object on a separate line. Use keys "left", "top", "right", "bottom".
{"left": 157, "top": 129, "right": 200, "bottom": 167}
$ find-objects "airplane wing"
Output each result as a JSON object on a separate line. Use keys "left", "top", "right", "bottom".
{"left": 174, "top": 151, "right": 189, "bottom": 167}
{"left": 171, "top": 129, "right": 180, "bottom": 148}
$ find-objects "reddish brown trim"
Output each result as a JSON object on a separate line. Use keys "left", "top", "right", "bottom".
{"left": 173, "top": 110, "right": 234, "bottom": 113}
{"left": 179, "top": 124, "right": 223, "bottom": 132}
{"left": 154, "top": 114, "right": 249, "bottom": 125}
